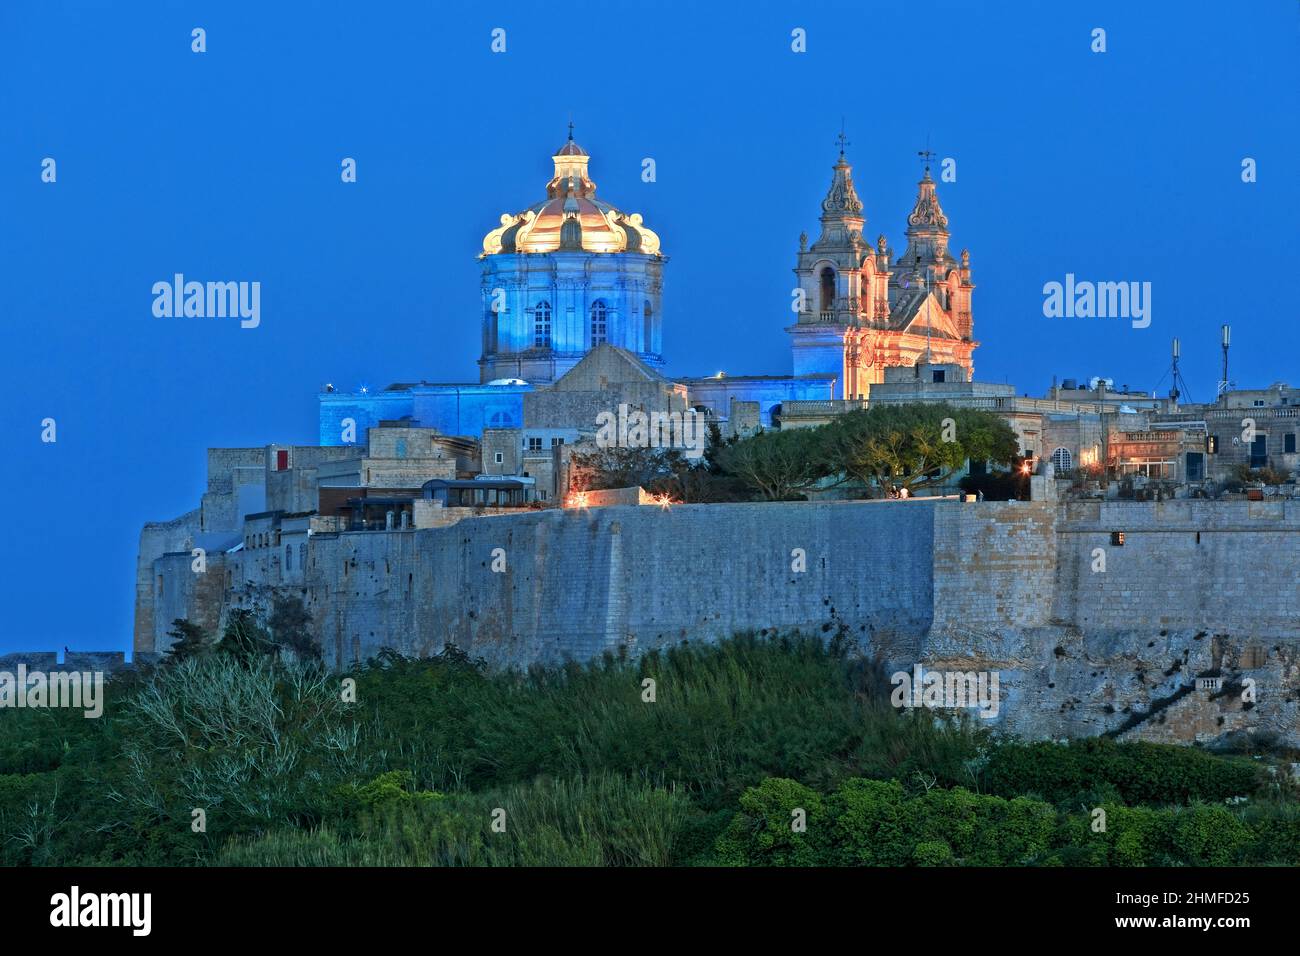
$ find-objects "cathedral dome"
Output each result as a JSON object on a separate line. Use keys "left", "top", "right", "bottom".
{"left": 481, "top": 129, "right": 662, "bottom": 257}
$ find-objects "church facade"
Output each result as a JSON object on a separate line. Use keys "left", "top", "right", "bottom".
{"left": 789, "top": 147, "right": 977, "bottom": 400}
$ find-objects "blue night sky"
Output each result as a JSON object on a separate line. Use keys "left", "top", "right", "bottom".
{"left": 1, "top": 1, "right": 1297, "bottom": 654}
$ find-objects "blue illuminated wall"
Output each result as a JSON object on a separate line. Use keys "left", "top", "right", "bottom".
{"left": 319, "top": 383, "right": 531, "bottom": 445}
{"left": 479, "top": 251, "right": 665, "bottom": 385}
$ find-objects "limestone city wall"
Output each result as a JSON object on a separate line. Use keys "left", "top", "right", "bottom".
{"left": 151, "top": 496, "right": 1300, "bottom": 745}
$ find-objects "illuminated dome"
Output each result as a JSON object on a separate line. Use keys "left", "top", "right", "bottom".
{"left": 482, "top": 130, "right": 662, "bottom": 257}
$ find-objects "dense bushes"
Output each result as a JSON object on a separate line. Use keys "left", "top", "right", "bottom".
{"left": 0, "top": 633, "right": 1291, "bottom": 866}
{"left": 713, "top": 778, "right": 1057, "bottom": 867}
{"left": 220, "top": 774, "right": 688, "bottom": 867}
{"left": 981, "top": 738, "right": 1262, "bottom": 807}
{"left": 713, "top": 777, "right": 1300, "bottom": 867}
{"left": 343, "top": 633, "right": 974, "bottom": 810}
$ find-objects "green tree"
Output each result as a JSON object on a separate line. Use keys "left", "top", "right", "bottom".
{"left": 713, "top": 427, "right": 829, "bottom": 500}
{"left": 268, "top": 595, "right": 321, "bottom": 661}
{"left": 164, "top": 618, "right": 211, "bottom": 664}
{"left": 216, "top": 608, "right": 276, "bottom": 664}
{"left": 826, "top": 403, "right": 1018, "bottom": 497}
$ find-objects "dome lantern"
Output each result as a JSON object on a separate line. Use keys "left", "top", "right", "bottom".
{"left": 482, "top": 128, "right": 662, "bottom": 257}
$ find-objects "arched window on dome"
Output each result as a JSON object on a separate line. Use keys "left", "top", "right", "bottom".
{"left": 819, "top": 267, "right": 836, "bottom": 316}
{"left": 534, "top": 301, "right": 552, "bottom": 348}
{"left": 1051, "top": 447, "right": 1073, "bottom": 473}
{"left": 590, "top": 300, "right": 608, "bottom": 346}
{"left": 642, "top": 300, "right": 653, "bottom": 352}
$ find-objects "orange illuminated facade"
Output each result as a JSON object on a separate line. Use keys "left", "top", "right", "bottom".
{"left": 788, "top": 149, "right": 977, "bottom": 399}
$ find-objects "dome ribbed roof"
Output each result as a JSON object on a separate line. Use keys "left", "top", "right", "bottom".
{"left": 481, "top": 131, "right": 662, "bottom": 257}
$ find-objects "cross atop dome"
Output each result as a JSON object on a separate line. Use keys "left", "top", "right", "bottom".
{"left": 556, "top": 124, "right": 587, "bottom": 157}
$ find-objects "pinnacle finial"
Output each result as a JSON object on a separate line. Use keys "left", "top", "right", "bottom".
{"left": 568, "top": 119, "right": 575, "bottom": 142}
{"left": 836, "top": 118, "right": 850, "bottom": 158}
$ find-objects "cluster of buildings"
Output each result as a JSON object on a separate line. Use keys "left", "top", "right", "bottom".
{"left": 133, "top": 129, "right": 1298, "bottom": 657}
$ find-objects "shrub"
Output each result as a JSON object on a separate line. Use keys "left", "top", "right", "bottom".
{"left": 982, "top": 738, "right": 1261, "bottom": 806}
{"left": 221, "top": 774, "right": 687, "bottom": 867}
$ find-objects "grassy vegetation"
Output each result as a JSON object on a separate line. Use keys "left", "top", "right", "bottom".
{"left": 0, "top": 633, "right": 1291, "bottom": 866}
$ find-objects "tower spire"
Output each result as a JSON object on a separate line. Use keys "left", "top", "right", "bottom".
{"left": 821, "top": 151, "right": 863, "bottom": 218}
{"left": 896, "top": 152, "right": 952, "bottom": 271}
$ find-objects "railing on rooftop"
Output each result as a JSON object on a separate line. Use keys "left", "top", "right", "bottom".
{"left": 783, "top": 395, "right": 1116, "bottom": 418}
{"left": 781, "top": 399, "right": 869, "bottom": 417}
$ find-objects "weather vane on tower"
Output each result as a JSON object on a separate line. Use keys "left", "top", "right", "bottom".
{"left": 918, "top": 134, "right": 935, "bottom": 173}
{"left": 836, "top": 117, "right": 850, "bottom": 157}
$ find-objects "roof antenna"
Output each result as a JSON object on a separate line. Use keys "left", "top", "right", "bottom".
{"left": 1168, "top": 336, "right": 1192, "bottom": 405}
{"left": 1218, "top": 324, "right": 1232, "bottom": 403}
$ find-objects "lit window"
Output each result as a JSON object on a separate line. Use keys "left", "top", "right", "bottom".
{"left": 534, "top": 301, "right": 552, "bottom": 348}
{"left": 590, "top": 300, "right": 607, "bottom": 345}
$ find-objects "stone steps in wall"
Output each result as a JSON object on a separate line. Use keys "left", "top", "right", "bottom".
{"left": 1114, "top": 683, "right": 1253, "bottom": 745}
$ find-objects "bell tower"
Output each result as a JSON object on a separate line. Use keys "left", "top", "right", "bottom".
{"left": 788, "top": 139, "right": 893, "bottom": 398}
